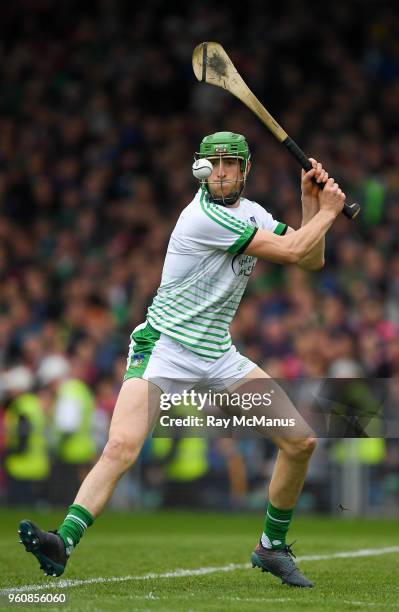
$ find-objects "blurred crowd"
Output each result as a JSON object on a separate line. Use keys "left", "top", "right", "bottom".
{"left": 0, "top": 0, "right": 399, "bottom": 511}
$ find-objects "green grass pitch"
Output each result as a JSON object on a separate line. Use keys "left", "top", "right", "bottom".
{"left": 0, "top": 509, "right": 398, "bottom": 611}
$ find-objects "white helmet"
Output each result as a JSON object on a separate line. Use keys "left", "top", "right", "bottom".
{"left": 329, "top": 358, "right": 364, "bottom": 378}
{"left": 3, "top": 366, "right": 34, "bottom": 393}
{"left": 37, "top": 355, "right": 70, "bottom": 386}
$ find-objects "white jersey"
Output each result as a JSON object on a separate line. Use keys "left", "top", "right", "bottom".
{"left": 147, "top": 188, "right": 286, "bottom": 361}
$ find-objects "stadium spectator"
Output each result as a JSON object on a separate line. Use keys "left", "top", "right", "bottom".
{"left": 0, "top": 0, "right": 398, "bottom": 512}
{"left": 36, "top": 355, "right": 96, "bottom": 506}
{"left": 1, "top": 366, "right": 50, "bottom": 506}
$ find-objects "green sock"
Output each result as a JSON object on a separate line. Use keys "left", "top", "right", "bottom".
{"left": 261, "top": 501, "right": 293, "bottom": 550}
{"left": 58, "top": 504, "right": 94, "bottom": 556}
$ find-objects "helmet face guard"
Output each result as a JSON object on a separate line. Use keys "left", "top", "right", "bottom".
{"left": 195, "top": 132, "right": 251, "bottom": 206}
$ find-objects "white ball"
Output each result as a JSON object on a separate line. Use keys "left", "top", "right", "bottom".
{"left": 192, "top": 158, "right": 213, "bottom": 180}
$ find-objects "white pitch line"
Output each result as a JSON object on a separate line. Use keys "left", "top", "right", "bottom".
{"left": 223, "top": 597, "right": 399, "bottom": 608}
{"left": 0, "top": 564, "right": 246, "bottom": 594}
{"left": 294, "top": 546, "right": 399, "bottom": 562}
{"left": 1, "top": 546, "right": 398, "bottom": 595}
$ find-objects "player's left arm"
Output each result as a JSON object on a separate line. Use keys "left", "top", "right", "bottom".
{"left": 291, "top": 158, "right": 327, "bottom": 270}
{"left": 286, "top": 227, "right": 324, "bottom": 270}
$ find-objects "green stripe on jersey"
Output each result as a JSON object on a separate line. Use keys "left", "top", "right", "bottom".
{"left": 154, "top": 295, "right": 228, "bottom": 331}
{"left": 183, "top": 285, "right": 241, "bottom": 307}
{"left": 199, "top": 190, "right": 257, "bottom": 253}
{"left": 228, "top": 225, "right": 257, "bottom": 254}
{"left": 202, "top": 195, "right": 249, "bottom": 231}
{"left": 147, "top": 320, "right": 232, "bottom": 359}
{"left": 274, "top": 222, "right": 287, "bottom": 235}
{"left": 148, "top": 309, "right": 231, "bottom": 345}
{"left": 200, "top": 190, "right": 249, "bottom": 235}
{"left": 200, "top": 201, "right": 241, "bottom": 234}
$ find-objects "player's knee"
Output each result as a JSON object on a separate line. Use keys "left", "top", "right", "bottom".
{"left": 102, "top": 436, "right": 140, "bottom": 470}
{"left": 283, "top": 436, "right": 317, "bottom": 461}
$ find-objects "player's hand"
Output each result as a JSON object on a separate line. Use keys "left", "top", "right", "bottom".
{"left": 301, "top": 158, "right": 329, "bottom": 209}
{"left": 318, "top": 177, "right": 346, "bottom": 217}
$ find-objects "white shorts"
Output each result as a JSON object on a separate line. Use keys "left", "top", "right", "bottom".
{"left": 124, "top": 321, "right": 257, "bottom": 395}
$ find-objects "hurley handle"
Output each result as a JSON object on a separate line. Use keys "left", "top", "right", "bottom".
{"left": 283, "top": 137, "right": 361, "bottom": 220}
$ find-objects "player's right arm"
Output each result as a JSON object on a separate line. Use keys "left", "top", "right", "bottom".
{"left": 244, "top": 177, "right": 345, "bottom": 264}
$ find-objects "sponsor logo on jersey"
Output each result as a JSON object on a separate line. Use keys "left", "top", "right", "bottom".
{"left": 249, "top": 215, "right": 258, "bottom": 226}
{"left": 131, "top": 353, "right": 145, "bottom": 368}
{"left": 232, "top": 254, "right": 256, "bottom": 277}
